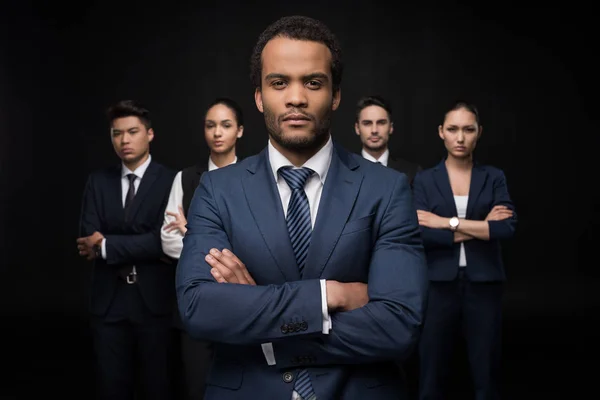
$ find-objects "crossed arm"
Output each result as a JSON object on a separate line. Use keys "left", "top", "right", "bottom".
{"left": 176, "top": 172, "right": 428, "bottom": 367}
{"left": 76, "top": 174, "right": 166, "bottom": 264}
{"left": 412, "top": 172, "right": 516, "bottom": 246}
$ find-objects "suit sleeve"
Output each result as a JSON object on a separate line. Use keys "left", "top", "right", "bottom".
{"left": 176, "top": 172, "right": 324, "bottom": 345}
{"left": 412, "top": 173, "right": 454, "bottom": 249}
{"left": 488, "top": 171, "right": 517, "bottom": 240}
{"left": 272, "top": 174, "right": 429, "bottom": 367}
{"left": 79, "top": 174, "right": 102, "bottom": 237}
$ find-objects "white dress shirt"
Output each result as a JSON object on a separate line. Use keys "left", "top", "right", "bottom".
{"left": 361, "top": 148, "right": 389, "bottom": 166}
{"left": 100, "top": 154, "right": 152, "bottom": 260}
{"left": 261, "top": 137, "right": 333, "bottom": 400}
{"left": 160, "top": 157, "right": 237, "bottom": 259}
{"left": 454, "top": 195, "right": 468, "bottom": 267}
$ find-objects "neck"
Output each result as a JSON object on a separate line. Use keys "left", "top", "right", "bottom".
{"left": 272, "top": 134, "right": 330, "bottom": 167}
{"left": 445, "top": 153, "right": 472, "bottom": 171}
{"left": 210, "top": 150, "right": 236, "bottom": 168}
{"left": 124, "top": 152, "right": 149, "bottom": 172}
{"left": 364, "top": 146, "right": 386, "bottom": 160}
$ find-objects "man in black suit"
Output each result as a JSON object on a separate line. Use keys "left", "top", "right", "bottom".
{"left": 355, "top": 95, "right": 421, "bottom": 183}
{"left": 76, "top": 100, "right": 177, "bottom": 400}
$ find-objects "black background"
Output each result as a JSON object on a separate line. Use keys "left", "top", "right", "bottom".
{"left": 0, "top": 0, "right": 594, "bottom": 398}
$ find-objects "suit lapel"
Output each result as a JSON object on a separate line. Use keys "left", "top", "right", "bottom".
{"left": 107, "top": 165, "right": 125, "bottom": 220}
{"left": 127, "top": 161, "right": 159, "bottom": 221}
{"left": 303, "top": 145, "right": 363, "bottom": 280}
{"left": 466, "top": 164, "right": 488, "bottom": 219}
{"left": 242, "top": 150, "right": 300, "bottom": 281}
{"left": 433, "top": 160, "right": 458, "bottom": 216}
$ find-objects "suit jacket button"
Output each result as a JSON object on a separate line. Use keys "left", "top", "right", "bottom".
{"left": 293, "top": 322, "right": 301, "bottom": 332}
{"left": 281, "top": 324, "right": 289, "bottom": 334}
{"left": 300, "top": 321, "right": 308, "bottom": 331}
{"left": 283, "top": 371, "right": 294, "bottom": 383}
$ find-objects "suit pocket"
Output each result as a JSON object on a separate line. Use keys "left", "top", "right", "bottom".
{"left": 341, "top": 214, "right": 375, "bottom": 236}
{"left": 206, "top": 360, "right": 244, "bottom": 390}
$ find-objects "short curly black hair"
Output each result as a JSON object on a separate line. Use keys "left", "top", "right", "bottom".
{"left": 249, "top": 15, "right": 343, "bottom": 92}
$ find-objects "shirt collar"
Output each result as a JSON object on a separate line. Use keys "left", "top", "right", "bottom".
{"left": 122, "top": 154, "right": 152, "bottom": 179}
{"left": 268, "top": 135, "right": 333, "bottom": 185}
{"left": 209, "top": 156, "right": 237, "bottom": 171}
{"left": 361, "top": 148, "right": 389, "bottom": 166}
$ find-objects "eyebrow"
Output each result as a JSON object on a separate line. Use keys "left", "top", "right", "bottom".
{"left": 206, "top": 119, "right": 232, "bottom": 123}
{"left": 265, "top": 72, "right": 330, "bottom": 82}
{"left": 361, "top": 118, "right": 388, "bottom": 123}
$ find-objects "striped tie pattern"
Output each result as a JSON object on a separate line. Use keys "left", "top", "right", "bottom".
{"left": 278, "top": 166, "right": 316, "bottom": 400}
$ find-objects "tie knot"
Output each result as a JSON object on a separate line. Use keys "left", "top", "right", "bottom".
{"left": 126, "top": 173, "right": 136, "bottom": 184}
{"left": 278, "top": 166, "right": 313, "bottom": 190}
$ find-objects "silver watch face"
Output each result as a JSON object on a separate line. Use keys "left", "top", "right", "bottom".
{"left": 450, "top": 217, "right": 459, "bottom": 227}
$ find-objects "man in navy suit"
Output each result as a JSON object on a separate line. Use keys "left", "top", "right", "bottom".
{"left": 176, "top": 15, "right": 428, "bottom": 400}
{"left": 77, "top": 100, "right": 177, "bottom": 400}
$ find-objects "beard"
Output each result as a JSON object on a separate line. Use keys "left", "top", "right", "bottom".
{"left": 263, "top": 103, "right": 332, "bottom": 152}
{"left": 364, "top": 139, "right": 387, "bottom": 152}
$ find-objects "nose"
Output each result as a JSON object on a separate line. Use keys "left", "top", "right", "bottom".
{"left": 214, "top": 126, "right": 223, "bottom": 138}
{"left": 121, "top": 132, "right": 131, "bottom": 144}
{"left": 285, "top": 82, "right": 308, "bottom": 108}
{"left": 457, "top": 131, "right": 465, "bottom": 143}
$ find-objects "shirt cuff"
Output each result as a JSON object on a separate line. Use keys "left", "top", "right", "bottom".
{"left": 101, "top": 238, "right": 107, "bottom": 260}
{"left": 261, "top": 343, "right": 276, "bottom": 366}
{"left": 320, "top": 279, "right": 332, "bottom": 334}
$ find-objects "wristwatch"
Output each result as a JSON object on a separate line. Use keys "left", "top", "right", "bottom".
{"left": 449, "top": 217, "right": 460, "bottom": 231}
{"left": 93, "top": 243, "right": 102, "bottom": 259}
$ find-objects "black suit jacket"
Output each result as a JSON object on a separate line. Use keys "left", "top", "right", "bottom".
{"left": 387, "top": 155, "right": 422, "bottom": 185}
{"left": 412, "top": 160, "right": 517, "bottom": 282}
{"left": 79, "top": 160, "right": 177, "bottom": 316}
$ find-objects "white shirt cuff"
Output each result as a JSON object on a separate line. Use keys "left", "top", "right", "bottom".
{"left": 261, "top": 343, "right": 276, "bottom": 366}
{"left": 320, "top": 279, "right": 332, "bottom": 334}
{"left": 101, "top": 238, "right": 107, "bottom": 260}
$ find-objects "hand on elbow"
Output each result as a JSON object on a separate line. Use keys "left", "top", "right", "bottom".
{"left": 326, "top": 281, "right": 369, "bottom": 312}
{"left": 485, "top": 205, "right": 513, "bottom": 221}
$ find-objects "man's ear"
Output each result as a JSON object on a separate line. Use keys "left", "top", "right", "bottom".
{"left": 332, "top": 88, "right": 341, "bottom": 111}
{"left": 255, "top": 88, "right": 264, "bottom": 113}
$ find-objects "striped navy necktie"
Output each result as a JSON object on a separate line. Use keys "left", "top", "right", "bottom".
{"left": 278, "top": 166, "right": 317, "bottom": 399}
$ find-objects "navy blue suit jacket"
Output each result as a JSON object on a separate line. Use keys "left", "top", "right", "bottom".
{"left": 79, "top": 160, "right": 176, "bottom": 316}
{"left": 412, "top": 160, "right": 517, "bottom": 282}
{"left": 176, "top": 142, "right": 428, "bottom": 399}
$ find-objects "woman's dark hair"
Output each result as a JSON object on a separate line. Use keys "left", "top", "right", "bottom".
{"left": 205, "top": 97, "right": 244, "bottom": 127}
{"left": 442, "top": 100, "right": 480, "bottom": 126}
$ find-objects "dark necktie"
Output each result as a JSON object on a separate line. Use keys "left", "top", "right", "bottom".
{"left": 124, "top": 173, "right": 136, "bottom": 216}
{"left": 119, "top": 173, "right": 137, "bottom": 282}
{"left": 278, "top": 166, "right": 316, "bottom": 399}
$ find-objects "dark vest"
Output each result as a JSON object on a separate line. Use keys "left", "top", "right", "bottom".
{"left": 181, "top": 162, "right": 207, "bottom": 216}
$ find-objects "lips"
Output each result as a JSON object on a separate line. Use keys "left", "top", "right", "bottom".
{"left": 282, "top": 114, "right": 310, "bottom": 122}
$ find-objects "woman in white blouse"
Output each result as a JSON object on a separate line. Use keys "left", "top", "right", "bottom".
{"left": 161, "top": 97, "right": 244, "bottom": 400}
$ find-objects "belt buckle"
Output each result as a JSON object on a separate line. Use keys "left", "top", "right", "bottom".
{"left": 126, "top": 271, "right": 137, "bottom": 284}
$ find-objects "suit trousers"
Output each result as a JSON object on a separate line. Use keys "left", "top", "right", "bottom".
{"left": 418, "top": 269, "right": 503, "bottom": 400}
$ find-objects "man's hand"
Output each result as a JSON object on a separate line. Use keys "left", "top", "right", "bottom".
{"left": 164, "top": 205, "right": 188, "bottom": 234}
{"left": 205, "top": 248, "right": 256, "bottom": 285}
{"left": 485, "top": 205, "right": 513, "bottom": 221}
{"left": 417, "top": 210, "right": 449, "bottom": 229}
{"left": 76, "top": 231, "right": 104, "bottom": 261}
{"left": 326, "top": 281, "right": 369, "bottom": 312}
